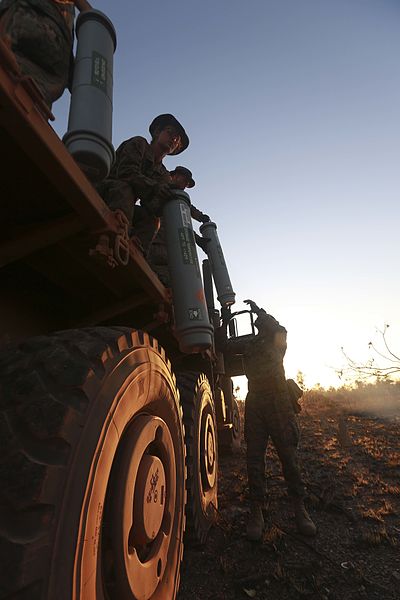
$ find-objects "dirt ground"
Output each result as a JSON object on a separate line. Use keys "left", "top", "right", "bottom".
{"left": 178, "top": 398, "right": 400, "bottom": 600}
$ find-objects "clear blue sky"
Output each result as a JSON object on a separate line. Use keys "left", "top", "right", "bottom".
{"left": 53, "top": 0, "right": 400, "bottom": 389}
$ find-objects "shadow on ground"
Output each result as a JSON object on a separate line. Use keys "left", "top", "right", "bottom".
{"left": 178, "top": 400, "right": 400, "bottom": 600}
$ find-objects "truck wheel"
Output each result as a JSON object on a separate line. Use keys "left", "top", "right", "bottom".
{"left": 0, "top": 328, "right": 185, "bottom": 600}
{"left": 231, "top": 397, "right": 242, "bottom": 452}
{"left": 218, "top": 374, "right": 241, "bottom": 455}
{"left": 177, "top": 372, "right": 217, "bottom": 545}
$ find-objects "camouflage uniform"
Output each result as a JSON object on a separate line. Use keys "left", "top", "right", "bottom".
{"left": 235, "top": 318, "right": 305, "bottom": 502}
{"left": 97, "top": 136, "right": 171, "bottom": 254}
{"left": 0, "top": 0, "right": 75, "bottom": 107}
{"left": 146, "top": 219, "right": 170, "bottom": 285}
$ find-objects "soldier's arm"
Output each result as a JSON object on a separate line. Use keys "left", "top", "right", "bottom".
{"left": 194, "top": 232, "right": 209, "bottom": 251}
{"left": 190, "top": 204, "right": 210, "bottom": 223}
{"left": 244, "top": 299, "right": 261, "bottom": 315}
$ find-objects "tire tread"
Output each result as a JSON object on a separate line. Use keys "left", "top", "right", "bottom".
{"left": 177, "top": 372, "right": 216, "bottom": 545}
{"left": 0, "top": 327, "right": 164, "bottom": 598}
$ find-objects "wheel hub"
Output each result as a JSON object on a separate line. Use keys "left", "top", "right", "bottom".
{"left": 206, "top": 415, "right": 215, "bottom": 468}
{"left": 134, "top": 455, "right": 166, "bottom": 545}
{"left": 202, "top": 411, "right": 216, "bottom": 489}
{"left": 109, "top": 415, "right": 177, "bottom": 600}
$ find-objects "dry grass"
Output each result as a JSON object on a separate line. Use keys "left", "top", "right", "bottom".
{"left": 179, "top": 383, "right": 400, "bottom": 600}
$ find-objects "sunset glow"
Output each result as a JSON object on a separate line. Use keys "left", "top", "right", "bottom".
{"left": 53, "top": 0, "right": 400, "bottom": 392}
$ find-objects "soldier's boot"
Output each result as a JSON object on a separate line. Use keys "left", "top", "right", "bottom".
{"left": 246, "top": 502, "right": 264, "bottom": 541}
{"left": 293, "top": 498, "right": 317, "bottom": 537}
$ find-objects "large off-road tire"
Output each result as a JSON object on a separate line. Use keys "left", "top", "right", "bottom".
{"left": 176, "top": 372, "right": 217, "bottom": 545}
{"left": 230, "top": 397, "right": 242, "bottom": 452}
{"left": 0, "top": 328, "right": 186, "bottom": 600}
{"left": 218, "top": 376, "right": 241, "bottom": 455}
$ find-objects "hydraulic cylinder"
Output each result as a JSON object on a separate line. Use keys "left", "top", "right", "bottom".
{"left": 202, "top": 259, "right": 220, "bottom": 329}
{"left": 63, "top": 10, "right": 116, "bottom": 182}
{"left": 163, "top": 191, "right": 213, "bottom": 354}
{"left": 202, "top": 259, "right": 215, "bottom": 311}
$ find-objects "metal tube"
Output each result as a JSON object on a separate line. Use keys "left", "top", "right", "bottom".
{"left": 163, "top": 190, "right": 213, "bottom": 354}
{"left": 202, "top": 259, "right": 215, "bottom": 311}
{"left": 199, "top": 221, "right": 236, "bottom": 308}
{"left": 63, "top": 10, "right": 116, "bottom": 182}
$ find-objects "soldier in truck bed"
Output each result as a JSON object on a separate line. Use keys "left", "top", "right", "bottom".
{"left": 168, "top": 166, "right": 211, "bottom": 231}
{"left": 98, "top": 113, "right": 190, "bottom": 256}
{"left": 147, "top": 165, "right": 211, "bottom": 285}
{"left": 227, "top": 299, "right": 316, "bottom": 541}
{"left": 0, "top": 0, "right": 92, "bottom": 108}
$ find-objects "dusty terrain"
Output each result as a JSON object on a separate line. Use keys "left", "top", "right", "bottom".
{"left": 178, "top": 395, "right": 400, "bottom": 600}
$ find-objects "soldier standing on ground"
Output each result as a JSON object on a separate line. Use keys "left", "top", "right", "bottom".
{"left": 229, "top": 299, "right": 316, "bottom": 541}
{"left": 98, "top": 114, "right": 189, "bottom": 256}
{"left": 0, "top": 0, "right": 92, "bottom": 108}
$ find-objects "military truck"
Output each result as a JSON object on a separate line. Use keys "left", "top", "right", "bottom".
{"left": 0, "top": 23, "right": 241, "bottom": 600}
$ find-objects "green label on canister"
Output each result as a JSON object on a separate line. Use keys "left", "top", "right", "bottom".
{"left": 92, "top": 52, "right": 107, "bottom": 92}
{"left": 178, "top": 227, "right": 200, "bottom": 276}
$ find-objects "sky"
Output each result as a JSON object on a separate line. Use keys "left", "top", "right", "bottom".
{"left": 53, "top": 0, "right": 400, "bottom": 390}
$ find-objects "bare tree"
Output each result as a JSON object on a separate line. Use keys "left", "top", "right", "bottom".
{"left": 339, "top": 324, "right": 400, "bottom": 381}
{"left": 296, "top": 370, "right": 305, "bottom": 388}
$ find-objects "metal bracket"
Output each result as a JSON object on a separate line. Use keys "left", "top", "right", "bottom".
{"left": 89, "top": 209, "right": 130, "bottom": 268}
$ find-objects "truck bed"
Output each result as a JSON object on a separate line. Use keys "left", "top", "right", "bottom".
{"left": 0, "top": 40, "right": 171, "bottom": 345}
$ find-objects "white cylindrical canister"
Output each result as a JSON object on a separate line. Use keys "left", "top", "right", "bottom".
{"left": 63, "top": 10, "right": 116, "bottom": 182}
{"left": 163, "top": 190, "right": 213, "bottom": 353}
{"left": 199, "top": 221, "right": 236, "bottom": 308}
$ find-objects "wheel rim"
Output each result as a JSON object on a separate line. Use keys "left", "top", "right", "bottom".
{"left": 200, "top": 404, "right": 217, "bottom": 491}
{"left": 107, "top": 414, "right": 177, "bottom": 599}
{"left": 178, "top": 372, "right": 217, "bottom": 544}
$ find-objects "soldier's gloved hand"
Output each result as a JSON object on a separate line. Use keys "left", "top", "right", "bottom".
{"left": 191, "top": 206, "right": 210, "bottom": 223}
{"left": 195, "top": 233, "right": 210, "bottom": 251}
{"left": 244, "top": 299, "right": 260, "bottom": 313}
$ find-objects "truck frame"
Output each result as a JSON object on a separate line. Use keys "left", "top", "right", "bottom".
{"left": 0, "top": 38, "right": 240, "bottom": 600}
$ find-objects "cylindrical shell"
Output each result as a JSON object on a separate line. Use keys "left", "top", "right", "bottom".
{"left": 199, "top": 221, "right": 236, "bottom": 308}
{"left": 63, "top": 10, "right": 116, "bottom": 182}
{"left": 163, "top": 191, "right": 213, "bottom": 353}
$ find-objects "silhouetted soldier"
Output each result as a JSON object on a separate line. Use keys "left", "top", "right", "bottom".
{"left": 0, "top": 0, "right": 92, "bottom": 108}
{"left": 231, "top": 299, "right": 316, "bottom": 541}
